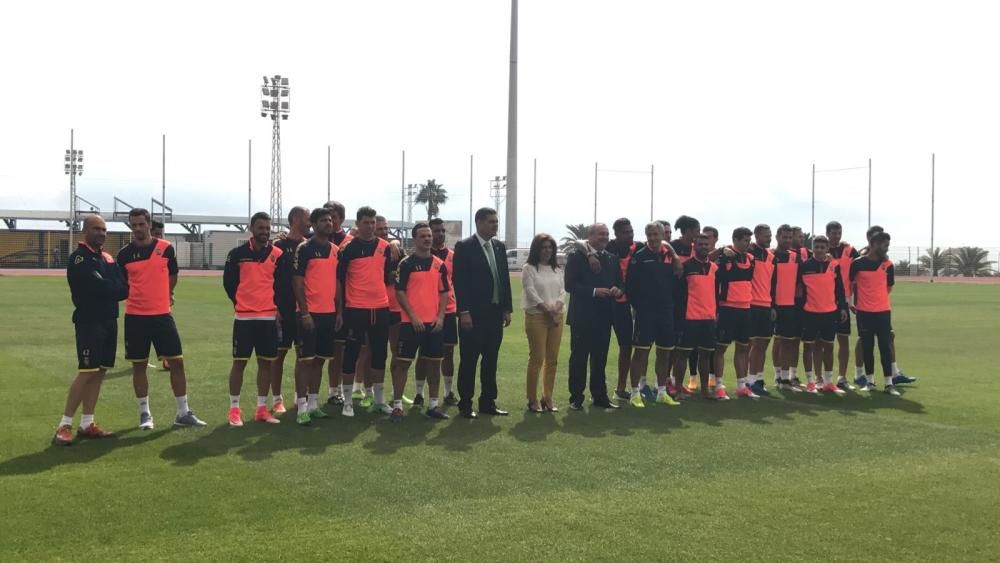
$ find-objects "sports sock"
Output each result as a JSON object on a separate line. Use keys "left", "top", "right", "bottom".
{"left": 373, "top": 383, "right": 384, "bottom": 405}
{"left": 307, "top": 393, "right": 318, "bottom": 411}
{"left": 855, "top": 365, "right": 864, "bottom": 378}
{"left": 392, "top": 399, "right": 403, "bottom": 410}
{"left": 352, "top": 381, "right": 362, "bottom": 393}
{"left": 883, "top": 373, "right": 893, "bottom": 387}
{"left": 365, "top": 386, "right": 374, "bottom": 399}
{"left": 257, "top": 396, "right": 267, "bottom": 407}
{"left": 805, "top": 371, "right": 815, "bottom": 384}
{"left": 892, "top": 362, "right": 900, "bottom": 376}
{"left": 837, "top": 375, "right": 847, "bottom": 384}
{"left": 736, "top": 377, "right": 747, "bottom": 390}
{"left": 822, "top": 371, "right": 833, "bottom": 385}
{"left": 175, "top": 395, "right": 189, "bottom": 417}
{"left": 296, "top": 396, "right": 308, "bottom": 412}
{"left": 59, "top": 415, "right": 74, "bottom": 428}
{"left": 789, "top": 367, "right": 797, "bottom": 380}
{"left": 80, "top": 414, "right": 94, "bottom": 428}
{"left": 137, "top": 396, "right": 151, "bottom": 415}
{"left": 638, "top": 375, "right": 647, "bottom": 389}
{"left": 443, "top": 376, "right": 453, "bottom": 394}
{"left": 342, "top": 383, "right": 353, "bottom": 400}
{"left": 273, "top": 394, "right": 283, "bottom": 405}
{"left": 656, "top": 386, "right": 667, "bottom": 397}
{"left": 328, "top": 385, "right": 339, "bottom": 398}
{"left": 632, "top": 387, "right": 641, "bottom": 397}
{"left": 746, "top": 373, "right": 757, "bottom": 385}
{"left": 229, "top": 395, "right": 240, "bottom": 408}
{"left": 429, "top": 398, "right": 439, "bottom": 409}
{"left": 415, "top": 380, "right": 425, "bottom": 396}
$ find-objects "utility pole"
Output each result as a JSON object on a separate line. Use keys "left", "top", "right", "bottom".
{"left": 532, "top": 158, "right": 537, "bottom": 235}
{"left": 504, "top": 0, "right": 519, "bottom": 248}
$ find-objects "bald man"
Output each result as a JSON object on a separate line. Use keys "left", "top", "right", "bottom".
{"left": 53, "top": 216, "right": 129, "bottom": 445}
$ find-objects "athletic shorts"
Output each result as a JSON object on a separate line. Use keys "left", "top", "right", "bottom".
{"left": 398, "top": 323, "right": 445, "bottom": 361}
{"left": 343, "top": 307, "right": 390, "bottom": 371}
{"left": 774, "top": 306, "right": 802, "bottom": 339}
{"left": 749, "top": 305, "right": 774, "bottom": 339}
{"left": 801, "top": 311, "right": 838, "bottom": 343}
{"left": 277, "top": 307, "right": 297, "bottom": 350}
{"left": 124, "top": 313, "right": 183, "bottom": 362}
{"left": 75, "top": 319, "right": 117, "bottom": 371}
{"left": 296, "top": 312, "right": 336, "bottom": 360}
{"left": 836, "top": 308, "right": 852, "bottom": 335}
{"left": 678, "top": 319, "right": 716, "bottom": 351}
{"left": 612, "top": 301, "right": 634, "bottom": 347}
{"left": 442, "top": 313, "right": 458, "bottom": 346}
{"left": 717, "top": 306, "right": 751, "bottom": 345}
{"left": 389, "top": 311, "right": 402, "bottom": 326}
{"left": 233, "top": 319, "right": 279, "bottom": 360}
{"left": 856, "top": 310, "right": 892, "bottom": 335}
{"left": 632, "top": 309, "right": 675, "bottom": 349}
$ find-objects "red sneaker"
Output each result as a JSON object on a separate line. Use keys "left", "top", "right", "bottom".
{"left": 805, "top": 382, "right": 818, "bottom": 393}
{"left": 52, "top": 424, "right": 74, "bottom": 446}
{"left": 77, "top": 423, "right": 114, "bottom": 439}
{"left": 735, "top": 387, "right": 759, "bottom": 399}
{"left": 228, "top": 407, "right": 244, "bottom": 427}
{"left": 271, "top": 399, "right": 287, "bottom": 415}
{"left": 820, "top": 383, "right": 846, "bottom": 395}
{"left": 713, "top": 386, "right": 730, "bottom": 401}
{"left": 254, "top": 405, "right": 280, "bottom": 424}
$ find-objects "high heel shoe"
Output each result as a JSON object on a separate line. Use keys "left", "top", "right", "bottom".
{"left": 541, "top": 399, "right": 559, "bottom": 413}
{"left": 527, "top": 402, "right": 543, "bottom": 413}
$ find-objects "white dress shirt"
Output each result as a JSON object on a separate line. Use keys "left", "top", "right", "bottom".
{"left": 522, "top": 263, "right": 566, "bottom": 313}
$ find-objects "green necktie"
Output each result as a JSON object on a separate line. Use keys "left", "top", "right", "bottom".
{"left": 484, "top": 240, "right": 500, "bottom": 304}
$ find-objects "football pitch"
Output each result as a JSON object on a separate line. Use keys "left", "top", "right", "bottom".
{"left": 1, "top": 275, "right": 999, "bottom": 561}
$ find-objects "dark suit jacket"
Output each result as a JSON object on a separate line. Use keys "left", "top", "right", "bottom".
{"left": 452, "top": 235, "right": 513, "bottom": 315}
{"left": 565, "top": 248, "right": 623, "bottom": 327}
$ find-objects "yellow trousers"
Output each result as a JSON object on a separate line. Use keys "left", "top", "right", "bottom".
{"left": 524, "top": 312, "right": 563, "bottom": 404}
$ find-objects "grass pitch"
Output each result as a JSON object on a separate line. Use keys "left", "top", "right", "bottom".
{"left": 1, "top": 276, "right": 998, "bottom": 561}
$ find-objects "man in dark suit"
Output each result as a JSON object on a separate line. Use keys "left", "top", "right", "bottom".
{"left": 451, "top": 207, "right": 514, "bottom": 418}
{"left": 565, "top": 223, "right": 624, "bottom": 410}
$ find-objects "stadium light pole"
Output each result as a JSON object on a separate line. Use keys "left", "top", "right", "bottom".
{"left": 490, "top": 176, "right": 507, "bottom": 219}
{"left": 469, "top": 154, "right": 474, "bottom": 237}
{"left": 593, "top": 161, "right": 598, "bottom": 224}
{"left": 401, "top": 150, "right": 405, "bottom": 222}
{"left": 248, "top": 139, "right": 252, "bottom": 225}
{"left": 327, "top": 145, "right": 331, "bottom": 202}
{"left": 532, "top": 158, "right": 537, "bottom": 235}
{"left": 64, "top": 129, "right": 84, "bottom": 244}
{"left": 930, "top": 153, "right": 936, "bottom": 279}
{"left": 162, "top": 134, "right": 167, "bottom": 226}
{"left": 504, "top": 0, "right": 518, "bottom": 248}
{"left": 867, "top": 157, "right": 872, "bottom": 228}
{"left": 811, "top": 163, "right": 816, "bottom": 237}
{"left": 649, "top": 163, "right": 654, "bottom": 221}
{"left": 260, "top": 75, "right": 290, "bottom": 231}
{"left": 406, "top": 183, "right": 420, "bottom": 223}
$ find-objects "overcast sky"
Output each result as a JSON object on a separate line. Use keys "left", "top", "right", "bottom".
{"left": 2, "top": 0, "right": 999, "bottom": 250}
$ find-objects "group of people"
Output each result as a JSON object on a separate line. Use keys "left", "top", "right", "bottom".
{"left": 521, "top": 216, "right": 914, "bottom": 416}
{"left": 52, "top": 203, "right": 914, "bottom": 446}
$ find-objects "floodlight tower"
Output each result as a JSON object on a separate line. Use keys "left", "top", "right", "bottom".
{"left": 260, "top": 75, "right": 290, "bottom": 230}
{"left": 64, "top": 129, "right": 84, "bottom": 241}
{"left": 406, "top": 183, "right": 420, "bottom": 224}
{"left": 490, "top": 175, "right": 507, "bottom": 214}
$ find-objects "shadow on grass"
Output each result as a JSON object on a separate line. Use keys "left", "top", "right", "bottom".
{"left": 510, "top": 410, "right": 561, "bottom": 442}
{"left": 425, "top": 414, "right": 501, "bottom": 452}
{"left": 0, "top": 428, "right": 169, "bottom": 476}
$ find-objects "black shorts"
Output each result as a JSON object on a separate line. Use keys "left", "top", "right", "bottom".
{"left": 389, "top": 311, "right": 402, "bottom": 326}
{"left": 856, "top": 310, "right": 892, "bottom": 335}
{"left": 334, "top": 320, "right": 349, "bottom": 343}
{"left": 612, "top": 301, "right": 634, "bottom": 347}
{"left": 774, "top": 306, "right": 801, "bottom": 339}
{"left": 75, "top": 319, "right": 117, "bottom": 372}
{"left": 233, "top": 319, "right": 279, "bottom": 360}
{"left": 398, "top": 323, "right": 445, "bottom": 361}
{"left": 836, "top": 308, "right": 852, "bottom": 335}
{"left": 678, "top": 319, "right": 716, "bottom": 352}
{"left": 801, "top": 311, "right": 838, "bottom": 343}
{"left": 277, "top": 307, "right": 297, "bottom": 350}
{"left": 442, "top": 313, "right": 458, "bottom": 346}
{"left": 296, "top": 312, "right": 336, "bottom": 360}
{"left": 344, "top": 307, "right": 390, "bottom": 371}
{"left": 124, "top": 314, "right": 183, "bottom": 362}
{"left": 749, "top": 306, "right": 774, "bottom": 339}
{"left": 632, "top": 310, "right": 675, "bottom": 350}
{"left": 717, "top": 306, "right": 751, "bottom": 345}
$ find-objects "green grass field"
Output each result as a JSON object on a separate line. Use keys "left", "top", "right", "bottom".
{"left": 1, "top": 275, "right": 999, "bottom": 561}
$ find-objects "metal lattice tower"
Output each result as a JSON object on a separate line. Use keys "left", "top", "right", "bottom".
{"left": 64, "top": 129, "right": 84, "bottom": 241}
{"left": 260, "top": 75, "right": 290, "bottom": 230}
{"left": 490, "top": 175, "right": 507, "bottom": 214}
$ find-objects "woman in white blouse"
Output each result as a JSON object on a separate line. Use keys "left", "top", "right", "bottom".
{"left": 521, "top": 233, "right": 566, "bottom": 412}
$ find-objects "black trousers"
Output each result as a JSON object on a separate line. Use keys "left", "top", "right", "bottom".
{"left": 457, "top": 304, "right": 504, "bottom": 411}
{"left": 857, "top": 311, "right": 893, "bottom": 380}
{"left": 568, "top": 321, "right": 612, "bottom": 404}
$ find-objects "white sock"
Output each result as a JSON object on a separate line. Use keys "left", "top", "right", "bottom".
{"left": 775, "top": 368, "right": 784, "bottom": 382}
{"left": 736, "top": 377, "right": 747, "bottom": 390}
{"left": 638, "top": 375, "right": 647, "bottom": 388}
{"left": 884, "top": 373, "right": 894, "bottom": 386}
{"left": 429, "top": 398, "right": 439, "bottom": 409}
{"left": 342, "top": 383, "right": 353, "bottom": 400}
{"left": 746, "top": 373, "right": 758, "bottom": 385}
{"left": 443, "top": 376, "right": 453, "bottom": 394}
{"left": 656, "top": 386, "right": 667, "bottom": 397}
{"left": 80, "top": 414, "right": 94, "bottom": 428}
{"left": 773, "top": 364, "right": 780, "bottom": 378}
{"left": 307, "top": 393, "right": 318, "bottom": 411}
{"left": 415, "top": 380, "right": 426, "bottom": 396}
{"left": 175, "top": 395, "right": 189, "bottom": 417}
{"left": 229, "top": 395, "right": 240, "bottom": 408}
{"left": 632, "top": 387, "right": 641, "bottom": 397}
{"left": 137, "top": 396, "right": 150, "bottom": 415}
{"left": 709, "top": 373, "right": 716, "bottom": 381}
{"left": 59, "top": 415, "right": 74, "bottom": 428}
{"left": 373, "top": 384, "right": 384, "bottom": 405}
{"left": 392, "top": 399, "right": 403, "bottom": 410}
{"left": 892, "top": 362, "right": 900, "bottom": 376}
{"left": 756, "top": 372, "right": 766, "bottom": 384}
{"left": 837, "top": 374, "right": 847, "bottom": 383}
{"left": 273, "top": 394, "right": 283, "bottom": 405}
{"left": 855, "top": 365, "right": 864, "bottom": 378}
{"left": 257, "top": 396, "right": 267, "bottom": 407}
{"left": 352, "top": 381, "right": 362, "bottom": 393}
{"left": 789, "top": 367, "right": 797, "bottom": 380}
{"left": 297, "top": 396, "right": 308, "bottom": 412}
{"left": 329, "top": 386, "right": 340, "bottom": 398}
{"left": 805, "top": 371, "right": 815, "bottom": 384}
{"left": 365, "top": 386, "right": 374, "bottom": 398}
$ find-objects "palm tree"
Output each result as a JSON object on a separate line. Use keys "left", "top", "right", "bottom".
{"left": 949, "top": 246, "right": 992, "bottom": 277}
{"left": 919, "top": 247, "right": 947, "bottom": 276}
{"left": 415, "top": 179, "right": 448, "bottom": 219}
{"left": 895, "top": 259, "right": 912, "bottom": 276}
{"left": 559, "top": 224, "right": 589, "bottom": 254}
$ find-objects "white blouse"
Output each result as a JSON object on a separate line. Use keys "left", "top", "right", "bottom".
{"left": 521, "top": 263, "right": 566, "bottom": 313}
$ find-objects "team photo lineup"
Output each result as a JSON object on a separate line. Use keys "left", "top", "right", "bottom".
{"left": 53, "top": 201, "right": 914, "bottom": 445}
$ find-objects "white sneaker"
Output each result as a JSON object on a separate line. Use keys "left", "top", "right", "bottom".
{"left": 372, "top": 403, "right": 393, "bottom": 415}
{"left": 342, "top": 403, "right": 355, "bottom": 417}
